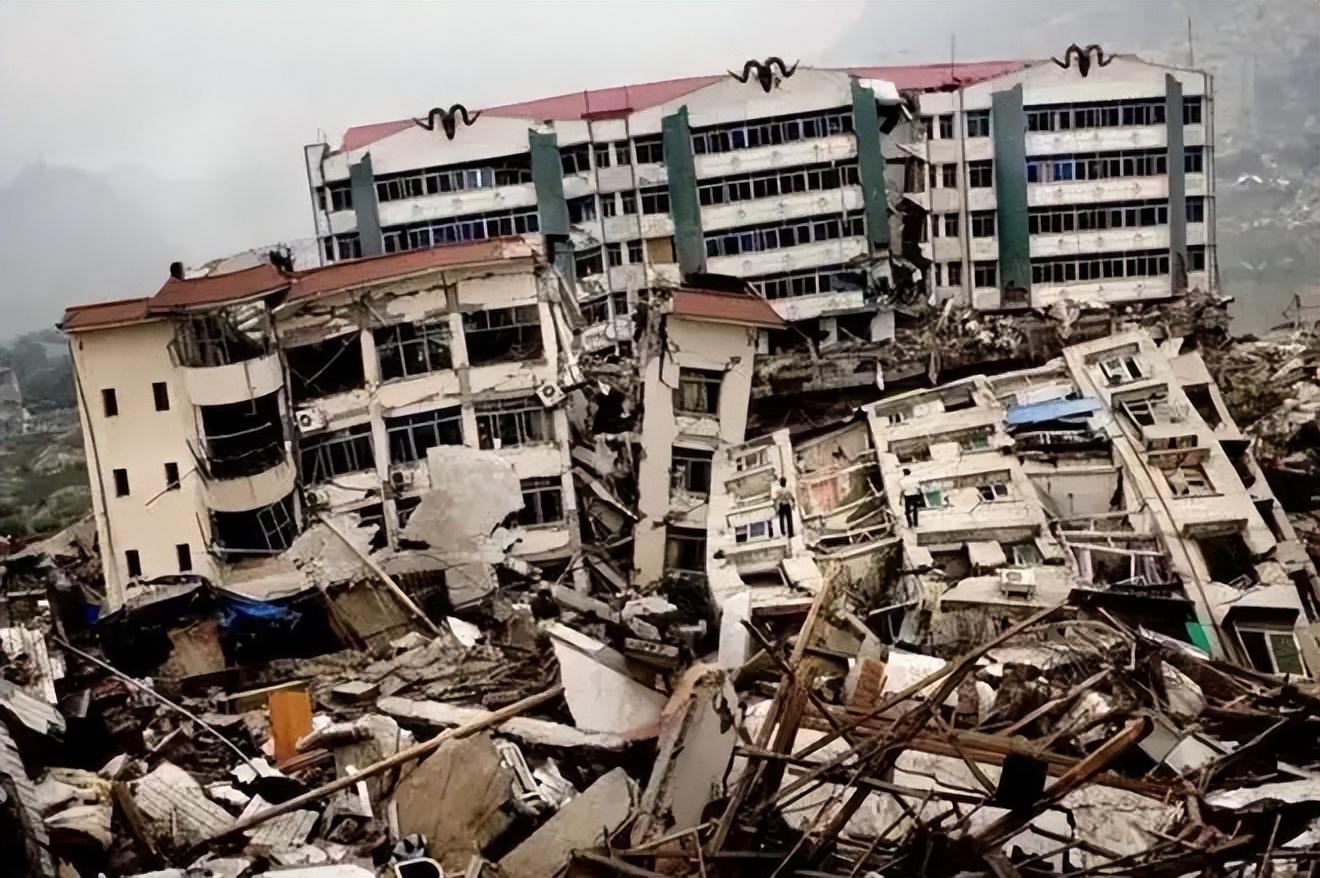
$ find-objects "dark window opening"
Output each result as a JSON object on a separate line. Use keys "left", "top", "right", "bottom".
{"left": 199, "top": 390, "right": 285, "bottom": 479}
{"left": 375, "top": 320, "right": 452, "bottom": 381}
{"left": 152, "top": 381, "right": 170, "bottom": 412}
{"left": 286, "top": 334, "right": 365, "bottom": 403}
{"left": 176, "top": 543, "right": 192, "bottom": 573}
{"left": 125, "top": 550, "right": 141, "bottom": 578}
{"left": 518, "top": 477, "right": 564, "bottom": 526}
{"left": 560, "top": 143, "right": 591, "bottom": 175}
{"left": 969, "top": 161, "right": 993, "bottom": 188}
{"left": 475, "top": 396, "right": 553, "bottom": 449}
{"left": 102, "top": 388, "right": 118, "bottom": 418}
{"left": 1197, "top": 533, "right": 1256, "bottom": 587}
{"left": 172, "top": 311, "right": 273, "bottom": 368}
{"left": 665, "top": 527, "right": 706, "bottom": 575}
{"left": 164, "top": 462, "right": 180, "bottom": 491}
{"left": 672, "top": 446, "right": 714, "bottom": 496}
{"left": 462, "top": 305, "right": 543, "bottom": 366}
{"left": 1184, "top": 385, "right": 1222, "bottom": 428}
{"left": 113, "top": 468, "right": 130, "bottom": 497}
{"left": 300, "top": 423, "right": 376, "bottom": 482}
{"left": 212, "top": 493, "right": 298, "bottom": 560}
{"left": 386, "top": 406, "right": 463, "bottom": 465}
{"left": 676, "top": 368, "right": 723, "bottom": 416}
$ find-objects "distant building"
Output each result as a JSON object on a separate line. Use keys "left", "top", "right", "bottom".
{"left": 0, "top": 367, "right": 26, "bottom": 439}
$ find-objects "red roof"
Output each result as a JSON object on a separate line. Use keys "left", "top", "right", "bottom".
{"left": 288, "top": 237, "right": 534, "bottom": 300}
{"left": 670, "top": 288, "right": 786, "bottom": 329}
{"left": 61, "top": 298, "right": 152, "bottom": 332}
{"left": 150, "top": 262, "right": 289, "bottom": 311}
{"left": 338, "top": 61, "right": 1028, "bottom": 152}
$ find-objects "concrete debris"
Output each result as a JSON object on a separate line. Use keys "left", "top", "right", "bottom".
{"left": 546, "top": 622, "right": 666, "bottom": 735}
{"left": 496, "top": 767, "right": 636, "bottom": 878}
{"left": 130, "top": 762, "right": 234, "bottom": 846}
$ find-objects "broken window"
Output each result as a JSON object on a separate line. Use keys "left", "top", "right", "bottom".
{"left": 920, "top": 487, "right": 945, "bottom": 508}
{"left": 560, "top": 143, "right": 591, "bottom": 174}
{"left": 971, "top": 211, "right": 996, "bottom": 238}
{"left": 672, "top": 446, "right": 714, "bottom": 496}
{"left": 102, "top": 388, "right": 118, "bottom": 418}
{"left": 113, "top": 468, "right": 130, "bottom": 497}
{"left": 1005, "top": 541, "right": 1041, "bottom": 567}
{"left": 386, "top": 406, "right": 463, "bottom": 464}
{"left": 164, "top": 462, "right": 180, "bottom": 491}
{"left": 152, "top": 381, "right": 170, "bottom": 412}
{"left": 575, "top": 246, "right": 604, "bottom": 277}
{"left": 973, "top": 261, "right": 998, "bottom": 288}
{"left": 518, "top": 477, "right": 563, "bottom": 526}
{"left": 395, "top": 495, "right": 421, "bottom": 528}
{"left": 751, "top": 264, "right": 863, "bottom": 300}
{"left": 646, "top": 236, "right": 676, "bottom": 264}
{"left": 125, "top": 550, "right": 141, "bottom": 578}
{"left": 640, "top": 186, "right": 670, "bottom": 214}
{"left": 1118, "top": 394, "right": 1166, "bottom": 428}
{"left": 616, "top": 192, "right": 635, "bottom": 216}
{"left": 736, "top": 447, "right": 769, "bottom": 472}
{"left": 200, "top": 391, "right": 285, "bottom": 479}
{"left": 212, "top": 493, "right": 298, "bottom": 559}
{"left": 567, "top": 195, "right": 597, "bottom": 223}
{"left": 676, "top": 368, "right": 723, "bottom": 416}
{"left": 1099, "top": 352, "right": 1145, "bottom": 385}
{"left": 462, "top": 305, "right": 543, "bottom": 366}
{"left": 634, "top": 136, "right": 664, "bottom": 164}
{"left": 1197, "top": 533, "right": 1255, "bottom": 587}
{"left": 375, "top": 319, "right": 452, "bottom": 381}
{"left": 286, "top": 334, "right": 365, "bottom": 403}
{"left": 734, "top": 517, "right": 776, "bottom": 543}
{"left": 977, "top": 482, "right": 1010, "bottom": 501}
{"left": 176, "top": 543, "right": 192, "bottom": 573}
{"left": 665, "top": 527, "right": 706, "bottom": 575}
{"left": 475, "top": 396, "right": 553, "bottom": 449}
{"left": 1165, "top": 464, "right": 1214, "bottom": 497}
{"left": 922, "top": 116, "right": 934, "bottom": 139}
{"left": 1237, "top": 625, "right": 1305, "bottom": 676}
{"left": 1184, "top": 385, "right": 1222, "bottom": 428}
{"left": 966, "top": 110, "right": 990, "bottom": 138}
{"left": 300, "top": 423, "right": 375, "bottom": 483}
{"left": 969, "top": 161, "right": 993, "bottom": 188}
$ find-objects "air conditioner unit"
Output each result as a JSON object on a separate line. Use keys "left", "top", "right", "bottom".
{"left": 536, "top": 383, "right": 566, "bottom": 407}
{"left": 305, "top": 487, "right": 332, "bottom": 510}
{"left": 295, "top": 407, "right": 326, "bottom": 432}
{"left": 999, "top": 567, "right": 1037, "bottom": 599}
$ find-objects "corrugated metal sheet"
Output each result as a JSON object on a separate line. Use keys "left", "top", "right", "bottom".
{"left": 0, "top": 680, "right": 65, "bottom": 739}
{"left": 1004, "top": 396, "right": 1101, "bottom": 426}
{"left": 132, "top": 762, "right": 235, "bottom": 845}
{"left": 0, "top": 723, "right": 55, "bottom": 876}
{"left": 239, "top": 795, "right": 318, "bottom": 848}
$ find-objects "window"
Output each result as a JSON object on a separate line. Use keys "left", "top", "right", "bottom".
{"left": 734, "top": 518, "right": 776, "bottom": 544}
{"left": 1185, "top": 148, "right": 1204, "bottom": 173}
{"left": 938, "top": 114, "right": 954, "bottom": 139}
{"left": 947, "top": 262, "right": 962, "bottom": 286}
{"left": 698, "top": 162, "right": 858, "bottom": 206}
{"left": 164, "top": 462, "right": 180, "bottom": 491}
{"left": 1190, "top": 245, "right": 1206, "bottom": 271}
{"left": 920, "top": 487, "right": 945, "bottom": 508}
{"left": 619, "top": 191, "right": 636, "bottom": 215}
{"left": 475, "top": 396, "right": 553, "bottom": 449}
{"left": 1031, "top": 249, "right": 1171, "bottom": 285}
{"left": 966, "top": 110, "right": 990, "bottom": 138}
{"left": 286, "top": 335, "right": 366, "bottom": 402}
{"left": 676, "top": 368, "right": 723, "bottom": 416}
{"left": 462, "top": 305, "right": 543, "bottom": 366}
{"left": 735, "top": 448, "right": 769, "bottom": 472}
{"left": 567, "top": 195, "right": 596, "bottom": 223}
{"left": 375, "top": 320, "right": 452, "bottom": 381}
{"left": 689, "top": 107, "right": 853, "bottom": 156}
{"left": 933, "top": 264, "right": 943, "bottom": 286}
{"left": 1186, "top": 197, "right": 1204, "bottom": 223}
{"left": 672, "top": 446, "right": 714, "bottom": 496}
{"left": 665, "top": 527, "right": 706, "bottom": 574}
{"left": 640, "top": 186, "right": 670, "bottom": 214}
{"left": 382, "top": 206, "right": 539, "bottom": 253}
{"left": 575, "top": 247, "right": 604, "bottom": 277}
{"left": 969, "top": 161, "right": 993, "bottom": 188}
{"left": 1006, "top": 541, "right": 1041, "bottom": 567}
{"left": 922, "top": 116, "right": 934, "bottom": 140}
{"left": 973, "top": 261, "right": 998, "bottom": 288}
{"left": 943, "top": 214, "right": 959, "bottom": 238}
{"left": 1183, "top": 96, "right": 1202, "bottom": 125}
{"left": 176, "top": 544, "right": 192, "bottom": 573}
{"left": 102, "top": 388, "right": 118, "bottom": 417}
{"left": 1238, "top": 625, "right": 1305, "bottom": 676}
{"left": 1166, "top": 463, "right": 1213, "bottom": 497}
{"left": 600, "top": 194, "right": 618, "bottom": 218}
{"left": 125, "top": 550, "right": 141, "bottom": 578}
{"left": 627, "top": 239, "right": 644, "bottom": 264}
{"left": 605, "top": 242, "right": 623, "bottom": 267}
{"left": 113, "top": 468, "right": 130, "bottom": 497}
{"left": 614, "top": 141, "right": 631, "bottom": 166}
{"left": 152, "top": 382, "right": 169, "bottom": 412}
{"left": 320, "top": 183, "right": 352, "bottom": 212}
{"left": 941, "top": 164, "right": 957, "bottom": 188}
{"left": 386, "top": 407, "right": 463, "bottom": 464}
{"left": 703, "top": 211, "right": 867, "bottom": 258}
{"left": 518, "top": 477, "right": 563, "bottom": 526}
{"left": 300, "top": 423, "right": 375, "bottom": 482}
{"left": 634, "top": 136, "right": 664, "bottom": 165}
{"left": 593, "top": 143, "right": 612, "bottom": 169}
{"left": 977, "top": 482, "right": 1010, "bottom": 501}
{"left": 1098, "top": 352, "right": 1145, "bottom": 385}
{"left": 561, "top": 144, "right": 591, "bottom": 174}
{"left": 1118, "top": 393, "right": 1167, "bottom": 428}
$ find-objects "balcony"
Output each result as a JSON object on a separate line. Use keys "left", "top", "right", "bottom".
{"left": 172, "top": 311, "right": 284, "bottom": 407}
{"left": 196, "top": 391, "right": 294, "bottom": 513}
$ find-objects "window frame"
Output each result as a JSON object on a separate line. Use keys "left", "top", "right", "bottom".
{"left": 675, "top": 368, "right": 724, "bottom": 416}
{"left": 474, "top": 396, "right": 554, "bottom": 450}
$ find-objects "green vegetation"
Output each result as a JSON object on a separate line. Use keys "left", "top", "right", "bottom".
{"left": 0, "top": 430, "right": 88, "bottom": 537}
{"left": 0, "top": 328, "right": 75, "bottom": 408}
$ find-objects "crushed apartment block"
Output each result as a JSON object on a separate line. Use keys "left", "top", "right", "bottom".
{"left": 3, "top": 45, "right": 1315, "bottom": 878}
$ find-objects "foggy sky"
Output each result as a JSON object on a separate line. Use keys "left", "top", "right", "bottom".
{"left": 0, "top": 1, "right": 1315, "bottom": 337}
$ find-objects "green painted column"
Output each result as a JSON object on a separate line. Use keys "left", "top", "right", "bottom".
{"left": 1165, "top": 74, "right": 1187, "bottom": 294}
{"left": 851, "top": 80, "right": 890, "bottom": 250}
{"left": 349, "top": 153, "right": 383, "bottom": 256}
{"left": 529, "top": 130, "right": 575, "bottom": 284}
{"left": 991, "top": 85, "right": 1031, "bottom": 297}
{"left": 662, "top": 107, "right": 705, "bottom": 276}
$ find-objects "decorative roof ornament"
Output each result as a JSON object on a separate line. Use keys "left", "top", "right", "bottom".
{"left": 1051, "top": 44, "right": 1114, "bottom": 78}
{"left": 728, "top": 57, "right": 799, "bottom": 93}
{"left": 414, "top": 104, "right": 481, "bottom": 140}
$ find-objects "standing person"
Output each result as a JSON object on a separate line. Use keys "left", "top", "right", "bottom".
{"left": 901, "top": 469, "right": 922, "bottom": 527}
{"left": 774, "top": 477, "right": 795, "bottom": 540}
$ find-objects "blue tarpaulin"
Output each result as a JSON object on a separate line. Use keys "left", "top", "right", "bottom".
{"left": 1004, "top": 396, "right": 1101, "bottom": 427}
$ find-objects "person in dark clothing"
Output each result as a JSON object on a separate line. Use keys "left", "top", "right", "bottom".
{"left": 774, "top": 477, "right": 795, "bottom": 540}
{"left": 901, "top": 468, "right": 922, "bottom": 527}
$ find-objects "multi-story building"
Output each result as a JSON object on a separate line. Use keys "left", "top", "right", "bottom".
{"left": 61, "top": 238, "right": 584, "bottom": 608}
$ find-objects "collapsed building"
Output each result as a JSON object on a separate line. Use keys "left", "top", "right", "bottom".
{"left": 12, "top": 45, "right": 1317, "bottom": 878}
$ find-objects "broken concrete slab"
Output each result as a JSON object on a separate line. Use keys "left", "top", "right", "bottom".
{"left": 45, "top": 802, "right": 113, "bottom": 850}
{"left": 391, "top": 731, "right": 513, "bottom": 873}
{"left": 131, "top": 762, "right": 234, "bottom": 846}
{"left": 545, "top": 622, "right": 665, "bottom": 735}
{"left": 238, "top": 795, "right": 318, "bottom": 849}
{"left": 378, "top": 696, "right": 639, "bottom": 750}
{"left": 497, "top": 767, "right": 636, "bottom": 878}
